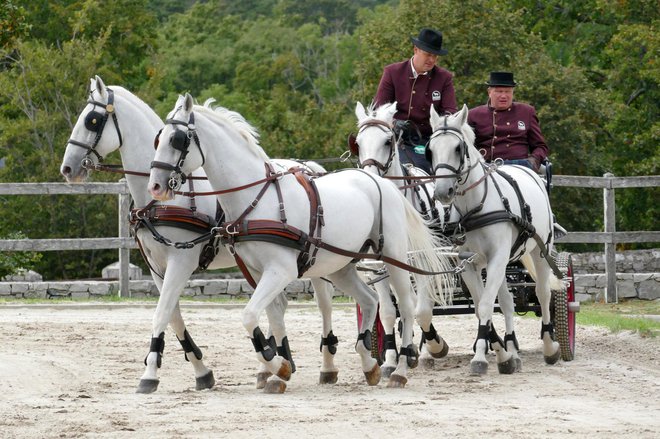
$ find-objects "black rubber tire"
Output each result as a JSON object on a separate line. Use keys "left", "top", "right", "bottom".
{"left": 553, "top": 252, "right": 576, "bottom": 361}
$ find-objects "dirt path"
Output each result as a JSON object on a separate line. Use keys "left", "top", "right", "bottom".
{"left": 0, "top": 303, "right": 658, "bottom": 438}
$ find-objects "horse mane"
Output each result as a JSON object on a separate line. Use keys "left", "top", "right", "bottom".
{"left": 193, "top": 100, "right": 269, "bottom": 161}
{"left": 109, "top": 86, "right": 162, "bottom": 126}
{"left": 361, "top": 101, "right": 397, "bottom": 125}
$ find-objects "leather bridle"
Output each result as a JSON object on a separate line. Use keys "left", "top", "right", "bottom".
{"left": 150, "top": 111, "right": 205, "bottom": 191}
{"left": 348, "top": 119, "right": 397, "bottom": 175}
{"left": 427, "top": 116, "right": 478, "bottom": 185}
{"left": 67, "top": 88, "right": 123, "bottom": 168}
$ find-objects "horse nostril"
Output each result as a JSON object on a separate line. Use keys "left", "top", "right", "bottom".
{"left": 447, "top": 187, "right": 454, "bottom": 198}
{"left": 152, "top": 183, "right": 161, "bottom": 193}
{"left": 61, "top": 166, "right": 71, "bottom": 176}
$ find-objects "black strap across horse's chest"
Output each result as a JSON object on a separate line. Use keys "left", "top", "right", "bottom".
{"left": 458, "top": 168, "right": 537, "bottom": 261}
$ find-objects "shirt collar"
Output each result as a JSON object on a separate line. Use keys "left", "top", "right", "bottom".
{"left": 410, "top": 58, "right": 430, "bottom": 79}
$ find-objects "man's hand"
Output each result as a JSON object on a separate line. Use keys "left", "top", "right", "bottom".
{"left": 392, "top": 119, "right": 409, "bottom": 136}
{"left": 527, "top": 156, "right": 540, "bottom": 172}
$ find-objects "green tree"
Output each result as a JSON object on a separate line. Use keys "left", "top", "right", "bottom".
{"left": 0, "top": 39, "right": 119, "bottom": 279}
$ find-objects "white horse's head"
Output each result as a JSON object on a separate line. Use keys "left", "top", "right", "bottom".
{"left": 148, "top": 93, "right": 202, "bottom": 201}
{"left": 60, "top": 75, "right": 124, "bottom": 182}
{"left": 427, "top": 104, "right": 477, "bottom": 204}
{"left": 350, "top": 101, "right": 398, "bottom": 175}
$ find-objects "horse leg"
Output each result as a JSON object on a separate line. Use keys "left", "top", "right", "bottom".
{"left": 327, "top": 266, "right": 381, "bottom": 386}
{"left": 137, "top": 259, "right": 196, "bottom": 393}
{"left": 497, "top": 280, "right": 522, "bottom": 372}
{"left": 416, "top": 294, "right": 449, "bottom": 369}
{"left": 169, "top": 302, "right": 215, "bottom": 389}
{"left": 531, "top": 250, "right": 561, "bottom": 364}
{"left": 255, "top": 292, "right": 292, "bottom": 389}
{"left": 372, "top": 277, "right": 398, "bottom": 378}
{"left": 311, "top": 278, "right": 339, "bottom": 384}
{"left": 385, "top": 266, "right": 417, "bottom": 388}
{"left": 242, "top": 270, "right": 296, "bottom": 394}
{"left": 472, "top": 255, "right": 513, "bottom": 375}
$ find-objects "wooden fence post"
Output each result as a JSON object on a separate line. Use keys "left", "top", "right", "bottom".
{"left": 603, "top": 172, "right": 617, "bottom": 303}
{"left": 118, "top": 179, "right": 131, "bottom": 298}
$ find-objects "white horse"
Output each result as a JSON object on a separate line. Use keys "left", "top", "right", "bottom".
{"left": 60, "top": 76, "right": 328, "bottom": 393}
{"left": 351, "top": 101, "right": 455, "bottom": 373}
{"left": 427, "top": 104, "right": 564, "bottom": 375}
{"left": 148, "top": 93, "right": 451, "bottom": 390}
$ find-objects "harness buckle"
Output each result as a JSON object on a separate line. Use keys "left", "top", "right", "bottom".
{"left": 81, "top": 156, "right": 95, "bottom": 169}
{"left": 225, "top": 223, "right": 240, "bottom": 235}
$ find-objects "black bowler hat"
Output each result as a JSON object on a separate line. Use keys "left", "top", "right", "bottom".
{"left": 486, "top": 71, "right": 517, "bottom": 87}
{"left": 411, "top": 28, "right": 448, "bottom": 56}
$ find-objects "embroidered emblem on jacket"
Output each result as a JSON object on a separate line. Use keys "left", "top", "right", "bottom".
{"left": 517, "top": 121, "right": 526, "bottom": 130}
{"left": 432, "top": 90, "right": 441, "bottom": 101}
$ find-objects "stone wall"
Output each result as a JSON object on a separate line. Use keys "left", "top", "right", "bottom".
{"left": 1, "top": 250, "right": 658, "bottom": 302}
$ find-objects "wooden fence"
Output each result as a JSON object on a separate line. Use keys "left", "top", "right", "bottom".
{"left": 1, "top": 174, "right": 659, "bottom": 302}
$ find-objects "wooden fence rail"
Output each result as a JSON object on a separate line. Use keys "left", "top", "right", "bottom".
{"left": 1, "top": 174, "right": 658, "bottom": 301}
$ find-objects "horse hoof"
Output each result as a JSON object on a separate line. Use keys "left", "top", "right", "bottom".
{"left": 470, "top": 360, "right": 488, "bottom": 375}
{"left": 276, "top": 359, "right": 292, "bottom": 381}
{"left": 256, "top": 372, "right": 272, "bottom": 389}
{"left": 364, "top": 364, "right": 381, "bottom": 386}
{"left": 431, "top": 341, "right": 449, "bottom": 359}
{"left": 381, "top": 366, "right": 395, "bottom": 379}
{"left": 497, "top": 357, "right": 517, "bottom": 374}
{"left": 319, "top": 371, "right": 338, "bottom": 385}
{"left": 514, "top": 358, "right": 523, "bottom": 372}
{"left": 386, "top": 374, "right": 407, "bottom": 388}
{"left": 263, "top": 378, "right": 287, "bottom": 394}
{"left": 544, "top": 349, "right": 561, "bottom": 365}
{"left": 420, "top": 357, "right": 435, "bottom": 369}
{"left": 195, "top": 370, "right": 215, "bottom": 390}
{"left": 136, "top": 379, "right": 159, "bottom": 394}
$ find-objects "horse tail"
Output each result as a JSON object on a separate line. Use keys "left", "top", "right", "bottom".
{"left": 520, "top": 254, "right": 563, "bottom": 291}
{"left": 402, "top": 197, "right": 454, "bottom": 306}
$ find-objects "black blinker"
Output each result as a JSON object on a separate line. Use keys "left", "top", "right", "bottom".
{"left": 425, "top": 146, "right": 433, "bottom": 164}
{"left": 84, "top": 111, "right": 104, "bottom": 132}
{"left": 170, "top": 129, "right": 189, "bottom": 152}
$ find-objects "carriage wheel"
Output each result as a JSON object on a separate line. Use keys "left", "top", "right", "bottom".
{"left": 552, "top": 252, "right": 577, "bottom": 361}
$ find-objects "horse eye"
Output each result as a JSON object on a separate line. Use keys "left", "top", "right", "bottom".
{"left": 384, "top": 138, "right": 392, "bottom": 146}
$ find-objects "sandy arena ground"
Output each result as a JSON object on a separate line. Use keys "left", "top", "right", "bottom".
{"left": 0, "top": 302, "right": 658, "bottom": 438}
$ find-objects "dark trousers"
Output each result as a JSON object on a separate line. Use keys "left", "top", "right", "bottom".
{"left": 398, "top": 141, "right": 432, "bottom": 174}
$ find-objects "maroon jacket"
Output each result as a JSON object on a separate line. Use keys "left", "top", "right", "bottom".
{"left": 468, "top": 102, "right": 548, "bottom": 163}
{"left": 375, "top": 60, "right": 457, "bottom": 137}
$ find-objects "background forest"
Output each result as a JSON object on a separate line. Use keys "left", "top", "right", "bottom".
{"left": 0, "top": 0, "right": 658, "bottom": 280}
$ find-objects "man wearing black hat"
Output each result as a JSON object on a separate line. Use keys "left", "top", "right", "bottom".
{"left": 468, "top": 71, "right": 548, "bottom": 171}
{"left": 469, "top": 72, "right": 566, "bottom": 237}
{"left": 374, "top": 28, "right": 457, "bottom": 173}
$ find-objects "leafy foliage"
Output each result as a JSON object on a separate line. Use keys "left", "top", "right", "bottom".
{"left": 0, "top": 232, "right": 42, "bottom": 279}
{"left": 0, "top": 0, "right": 657, "bottom": 279}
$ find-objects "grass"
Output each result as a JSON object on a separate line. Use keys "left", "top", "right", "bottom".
{"left": 577, "top": 299, "right": 660, "bottom": 338}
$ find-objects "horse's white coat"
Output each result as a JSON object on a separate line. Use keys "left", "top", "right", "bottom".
{"left": 60, "top": 77, "right": 321, "bottom": 392}
{"left": 148, "top": 94, "right": 451, "bottom": 387}
{"left": 353, "top": 101, "right": 456, "bottom": 370}
{"left": 427, "top": 104, "right": 562, "bottom": 373}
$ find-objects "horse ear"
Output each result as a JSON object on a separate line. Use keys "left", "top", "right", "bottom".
{"left": 429, "top": 105, "right": 442, "bottom": 130}
{"left": 95, "top": 75, "right": 108, "bottom": 100}
{"left": 386, "top": 101, "right": 397, "bottom": 121}
{"left": 355, "top": 102, "right": 367, "bottom": 121}
{"left": 184, "top": 93, "right": 194, "bottom": 112}
{"left": 458, "top": 104, "right": 469, "bottom": 125}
